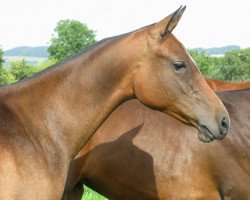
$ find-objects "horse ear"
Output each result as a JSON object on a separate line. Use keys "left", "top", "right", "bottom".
{"left": 149, "top": 6, "right": 186, "bottom": 41}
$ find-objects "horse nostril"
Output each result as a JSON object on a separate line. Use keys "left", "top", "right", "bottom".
{"left": 221, "top": 117, "right": 229, "bottom": 135}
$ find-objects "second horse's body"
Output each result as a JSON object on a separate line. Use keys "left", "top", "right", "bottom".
{"left": 64, "top": 88, "right": 250, "bottom": 200}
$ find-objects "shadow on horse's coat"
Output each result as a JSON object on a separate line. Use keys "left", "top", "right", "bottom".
{"left": 65, "top": 125, "right": 160, "bottom": 200}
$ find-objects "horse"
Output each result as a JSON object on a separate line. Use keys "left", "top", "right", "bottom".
{"left": 63, "top": 88, "right": 250, "bottom": 200}
{"left": 206, "top": 78, "right": 250, "bottom": 91}
{"left": 0, "top": 6, "right": 229, "bottom": 199}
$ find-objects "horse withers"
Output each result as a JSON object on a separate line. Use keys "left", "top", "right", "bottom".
{"left": 0, "top": 6, "right": 228, "bottom": 199}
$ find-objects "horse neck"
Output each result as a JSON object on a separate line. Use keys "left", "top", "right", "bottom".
{"left": 219, "top": 90, "right": 250, "bottom": 173}
{"left": 3, "top": 34, "right": 145, "bottom": 160}
{"left": 219, "top": 89, "right": 250, "bottom": 145}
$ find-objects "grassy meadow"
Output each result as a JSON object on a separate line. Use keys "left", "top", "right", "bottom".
{"left": 82, "top": 186, "right": 108, "bottom": 200}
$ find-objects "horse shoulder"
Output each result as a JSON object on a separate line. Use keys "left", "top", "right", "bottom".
{"left": 0, "top": 101, "right": 64, "bottom": 199}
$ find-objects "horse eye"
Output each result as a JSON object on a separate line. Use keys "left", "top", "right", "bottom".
{"left": 172, "top": 61, "right": 187, "bottom": 71}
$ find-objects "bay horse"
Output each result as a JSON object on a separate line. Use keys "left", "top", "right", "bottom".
{"left": 206, "top": 78, "right": 250, "bottom": 91}
{"left": 64, "top": 88, "right": 250, "bottom": 200}
{"left": 0, "top": 6, "right": 229, "bottom": 199}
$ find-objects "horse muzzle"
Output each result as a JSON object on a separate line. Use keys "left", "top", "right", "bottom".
{"left": 198, "top": 116, "right": 230, "bottom": 143}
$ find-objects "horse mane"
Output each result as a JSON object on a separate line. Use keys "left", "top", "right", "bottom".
{"left": 0, "top": 35, "right": 129, "bottom": 90}
{"left": 66, "top": 24, "right": 154, "bottom": 64}
{"left": 1, "top": 24, "right": 154, "bottom": 90}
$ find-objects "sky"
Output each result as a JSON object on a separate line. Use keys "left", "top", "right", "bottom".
{"left": 0, "top": 0, "right": 250, "bottom": 51}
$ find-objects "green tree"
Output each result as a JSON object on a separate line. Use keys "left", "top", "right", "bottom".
{"left": 37, "top": 58, "right": 57, "bottom": 71}
{"left": 0, "top": 47, "right": 15, "bottom": 86}
{"left": 48, "top": 19, "right": 96, "bottom": 62}
{"left": 211, "top": 48, "right": 250, "bottom": 81}
{"left": 0, "top": 68, "right": 15, "bottom": 86}
{"left": 10, "top": 59, "right": 39, "bottom": 81}
{"left": 0, "top": 48, "right": 4, "bottom": 68}
{"left": 188, "top": 50, "right": 217, "bottom": 77}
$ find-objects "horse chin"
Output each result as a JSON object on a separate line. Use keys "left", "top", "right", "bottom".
{"left": 198, "top": 126, "right": 215, "bottom": 143}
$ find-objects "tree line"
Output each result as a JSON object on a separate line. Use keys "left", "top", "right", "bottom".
{"left": 192, "top": 45, "right": 240, "bottom": 55}
{"left": 189, "top": 49, "right": 250, "bottom": 81}
{"left": 0, "top": 19, "right": 249, "bottom": 87}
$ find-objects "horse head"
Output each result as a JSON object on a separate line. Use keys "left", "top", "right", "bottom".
{"left": 133, "top": 6, "right": 230, "bottom": 142}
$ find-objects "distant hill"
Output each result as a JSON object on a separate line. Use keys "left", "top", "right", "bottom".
{"left": 3, "top": 45, "right": 241, "bottom": 58}
{"left": 4, "top": 46, "right": 48, "bottom": 58}
{"left": 191, "top": 45, "right": 241, "bottom": 55}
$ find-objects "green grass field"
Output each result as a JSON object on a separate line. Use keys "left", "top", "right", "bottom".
{"left": 82, "top": 186, "right": 108, "bottom": 200}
